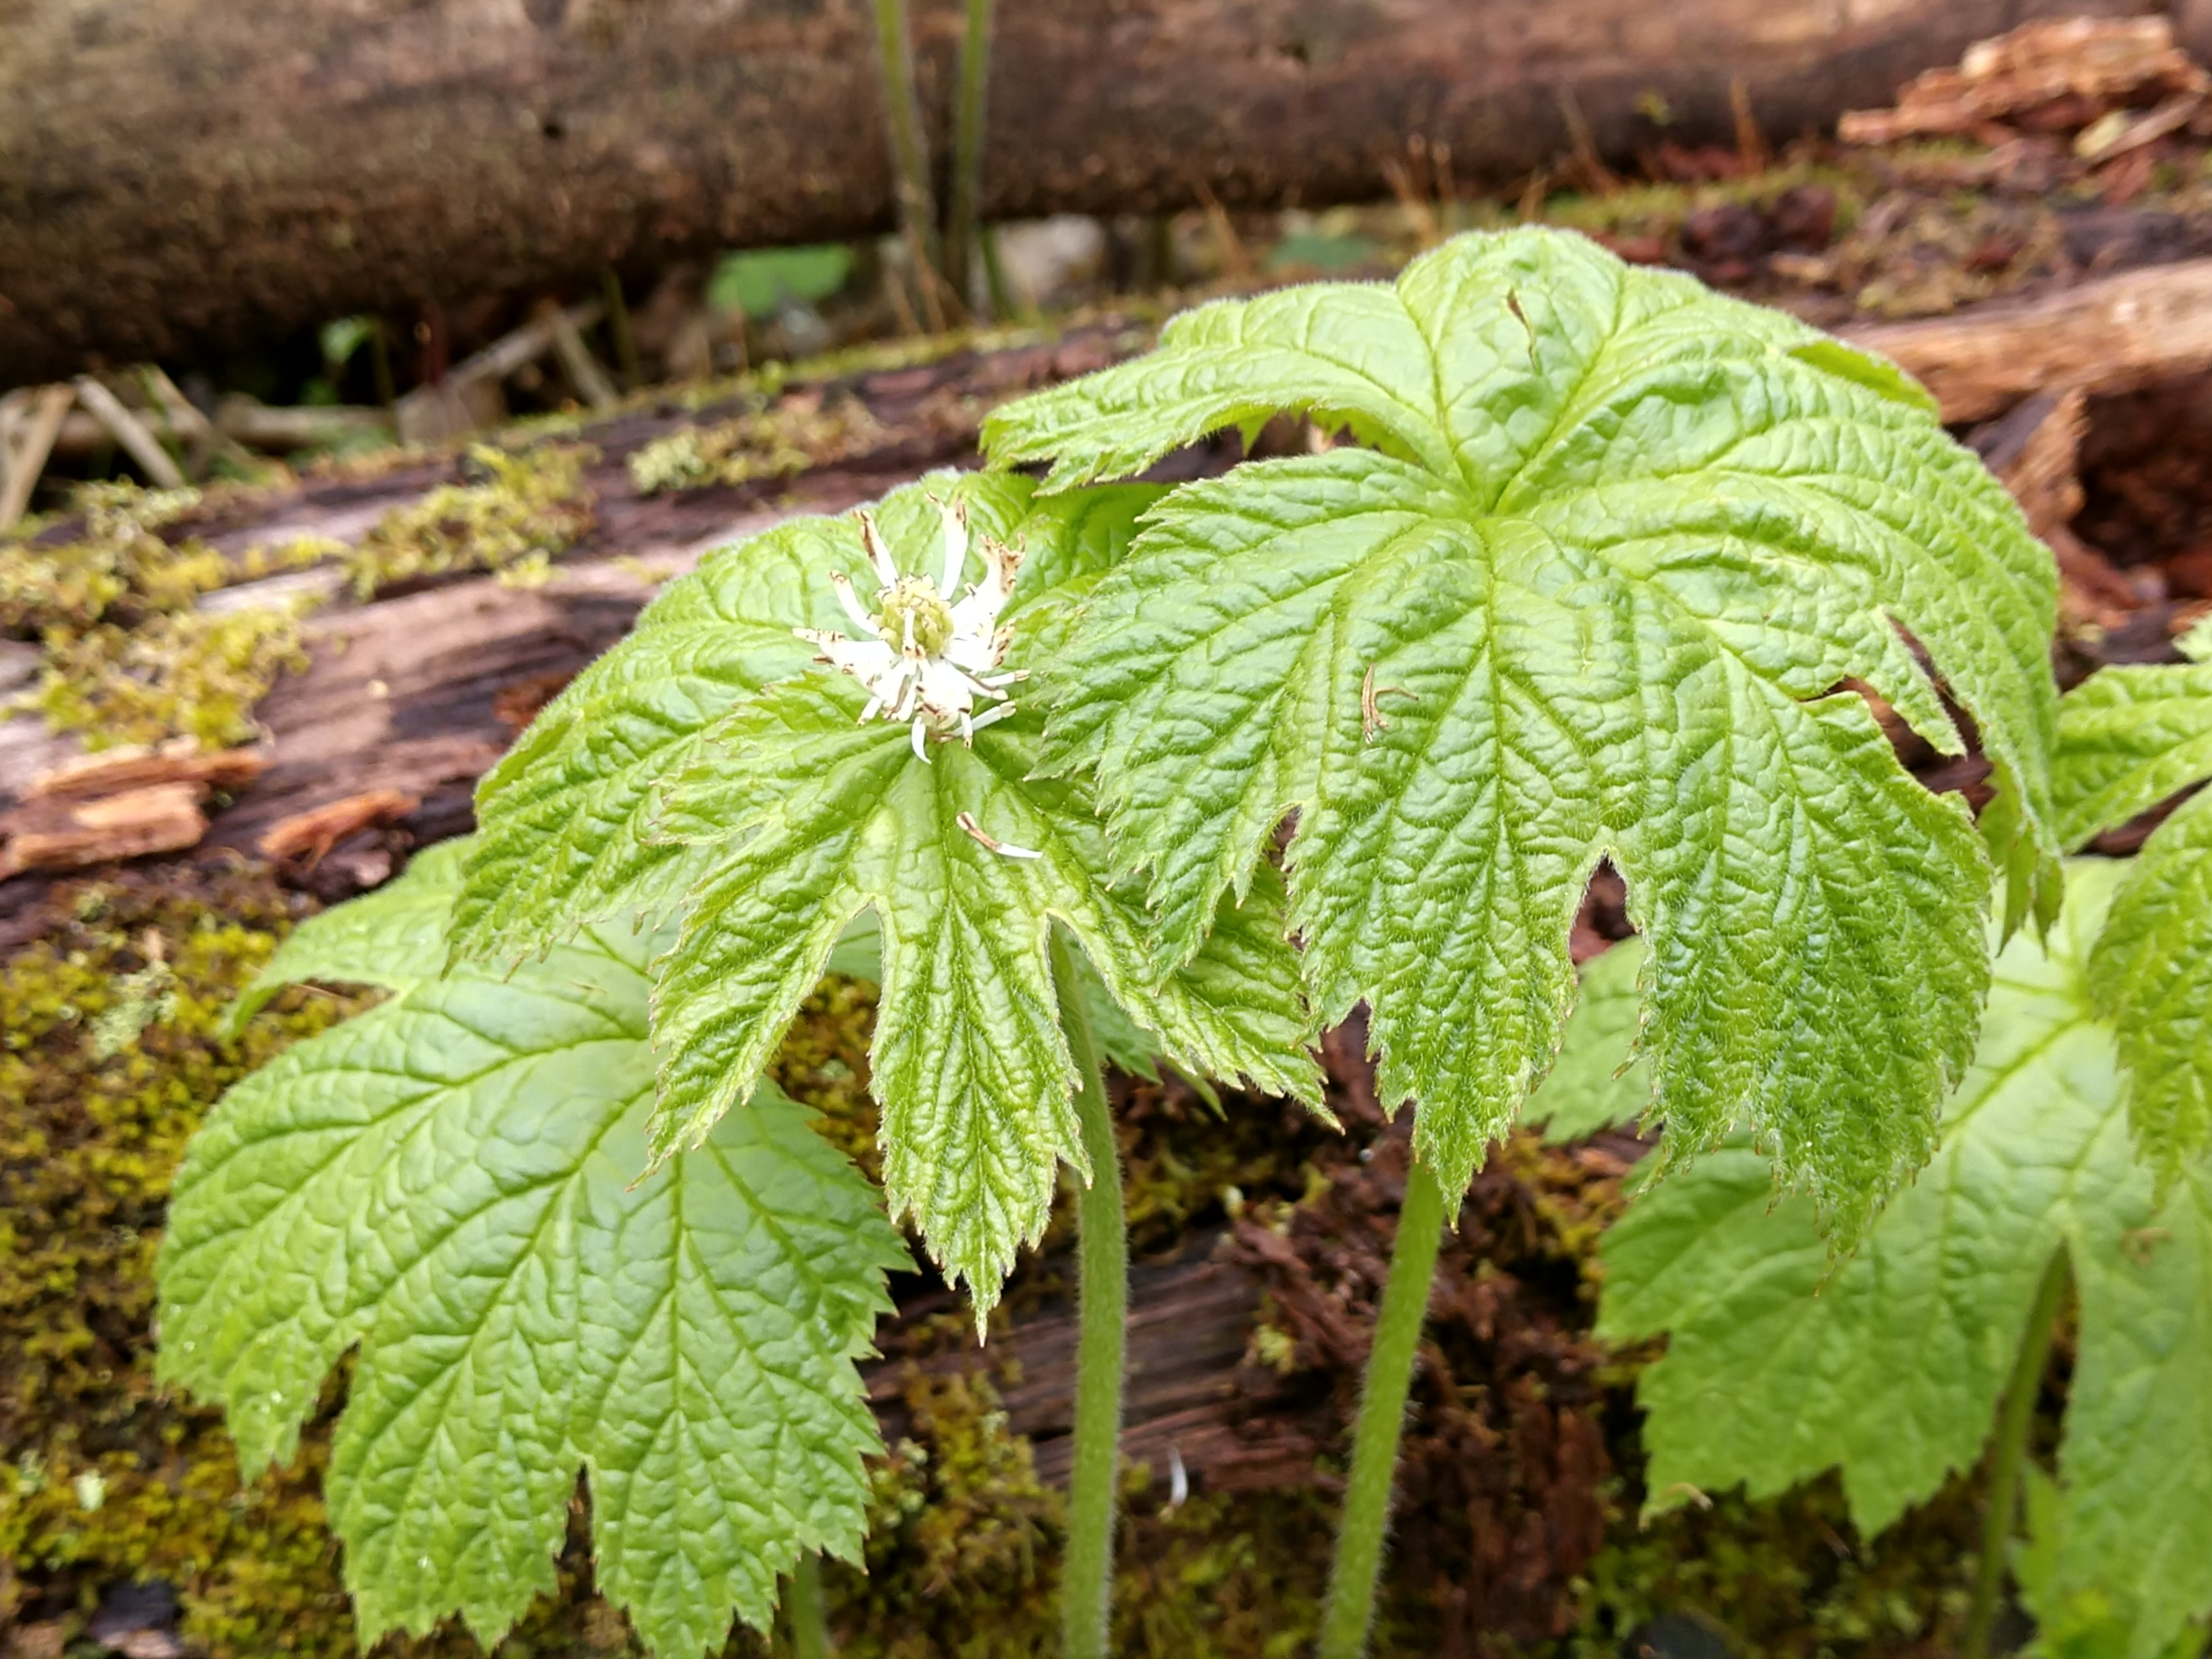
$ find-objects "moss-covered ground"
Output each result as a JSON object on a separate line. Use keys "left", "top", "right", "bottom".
{"left": 0, "top": 855, "right": 2004, "bottom": 1659}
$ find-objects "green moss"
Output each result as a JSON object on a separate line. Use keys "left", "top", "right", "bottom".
{"left": 30, "top": 604, "right": 310, "bottom": 750}
{"left": 627, "top": 397, "right": 880, "bottom": 496}
{"left": 0, "top": 865, "right": 363, "bottom": 1652}
{"left": 345, "top": 442, "right": 596, "bottom": 597}
{"left": 3, "top": 480, "right": 317, "bottom": 750}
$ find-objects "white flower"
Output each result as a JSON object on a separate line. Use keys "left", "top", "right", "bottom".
{"left": 796, "top": 500, "right": 1026, "bottom": 761}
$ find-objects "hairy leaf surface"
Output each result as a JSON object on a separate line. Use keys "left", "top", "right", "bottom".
{"left": 1570, "top": 865, "right": 2212, "bottom": 1659}
{"left": 987, "top": 227, "right": 2061, "bottom": 1225}
{"left": 451, "top": 474, "right": 1156, "bottom": 963}
{"left": 2056, "top": 650, "right": 2212, "bottom": 1176}
{"left": 453, "top": 469, "right": 1318, "bottom": 1312}
{"left": 652, "top": 674, "right": 1322, "bottom": 1313}
{"left": 158, "top": 847, "right": 907, "bottom": 1657}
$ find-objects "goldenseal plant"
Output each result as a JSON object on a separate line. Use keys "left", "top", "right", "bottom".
{"left": 447, "top": 471, "right": 1322, "bottom": 1656}
{"left": 155, "top": 842, "right": 909, "bottom": 1658}
{"left": 1568, "top": 857, "right": 2212, "bottom": 1658}
{"left": 984, "top": 226, "right": 2063, "bottom": 1656}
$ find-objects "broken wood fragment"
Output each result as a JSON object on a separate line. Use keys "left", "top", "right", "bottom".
{"left": 257, "top": 788, "right": 420, "bottom": 867}
{"left": 0, "top": 782, "right": 208, "bottom": 879}
{"left": 1839, "top": 16, "right": 2209, "bottom": 146}
{"left": 26, "top": 742, "right": 268, "bottom": 802}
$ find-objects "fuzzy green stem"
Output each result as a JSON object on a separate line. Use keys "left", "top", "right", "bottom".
{"left": 1318, "top": 1157, "right": 1450, "bottom": 1659}
{"left": 785, "top": 1552, "right": 831, "bottom": 1659}
{"left": 1964, "top": 1248, "right": 2069, "bottom": 1659}
{"left": 870, "top": 0, "right": 945, "bottom": 331}
{"left": 941, "top": 0, "right": 994, "bottom": 311}
{"left": 1051, "top": 930, "right": 1126, "bottom": 1659}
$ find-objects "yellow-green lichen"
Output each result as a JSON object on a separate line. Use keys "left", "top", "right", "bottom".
{"left": 345, "top": 442, "right": 596, "bottom": 597}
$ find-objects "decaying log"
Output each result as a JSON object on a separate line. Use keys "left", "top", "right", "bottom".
{"left": 1844, "top": 253, "right": 2212, "bottom": 421}
{"left": 0, "top": 0, "right": 2154, "bottom": 382}
{"left": 868, "top": 1236, "right": 1321, "bottom": 1491}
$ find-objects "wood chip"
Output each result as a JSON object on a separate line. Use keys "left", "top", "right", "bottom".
{"left": 0, "top": 782, "right": 209, "bottom": 879}
{"left": 1840, "top": 17, "right": 2209, "bottom": 145}
{"left": 26, "top": 742, "right": 267, "bottom": 802}
{"left": 257, "top": 787, "right": 419, "bottom": 865}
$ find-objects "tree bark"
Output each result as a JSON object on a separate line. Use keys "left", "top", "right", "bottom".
{"left": 0, "top": 0, "right": 2159, "bottom": 383}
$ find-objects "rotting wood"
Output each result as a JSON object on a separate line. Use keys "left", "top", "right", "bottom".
{"left": 258, "top": 788, "right": 421, "bottom": 867}
{"left": 0, "top": 0, "right": 2151, "bottom": 382}
{"left": 1844, "top": 255, "right": 2212, "bottom": 421}
{"left": 0, "top": 781, "right": 208, "bottom": 879}
{"left": 868, "top": 1234, "right": 1321, "bottom": 1491}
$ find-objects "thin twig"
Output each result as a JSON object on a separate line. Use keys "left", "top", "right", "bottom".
{"left": 0, "top": 384, "right": 77, "bottom": 530}
{"left": 72, "top": 374, "right": 186, "bottom": 489}
{"left": 1731, "top": 75, "right": 1772, "bottom": 173}
{"left": 600, "top": 271, "right": 642, "bottom": 390}
{"left": 1556, "top": 85, "right": 1622, "bottom": 195}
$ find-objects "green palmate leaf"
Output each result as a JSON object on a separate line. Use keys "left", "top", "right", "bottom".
{"left": 452, "top": 471, "right": 1155, "bottom": 965}
{"left": 651, "top": 670, "right": 1321, "bottom": 1314}
{"left": 1578, "top": 863, "right": 2212, "bottom": 1659}
{"left": 987, "top": 226, "right": 2061, "bottom": 1227}
{"left": 454, "top": 468, "right": 1319, "bottom": 1313}
{"left": 158, "top": 846, "right": 907, "bottom": 1658}
{"left": 2056, "top": 651, "right": 2212, "bottom": 1177}
{"left": 226, "top": 838, "right": 469, "bottom": 1030}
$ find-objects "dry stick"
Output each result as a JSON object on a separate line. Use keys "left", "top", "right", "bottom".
{"left": 872, "top": 0, "right": 947, "bottom": 332}
{"left": 72, "top": 374, "right": 186, "bottom": 489}
{"left": 140, "top": 364, "right": 254, "bottom": 478}
{"left": 539, "top": 298, "right": 621, "bottom": 410}
{"left": 942, "top": 0, "right": 997, "bottom": 313}
{"left": 1963, "top": 1249, "right": 2070, "bottom": 1659}
{"left": 0, "top": 384, "right": 76, "bottom": 530}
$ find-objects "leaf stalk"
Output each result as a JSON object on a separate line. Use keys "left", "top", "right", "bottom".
{"left": 1964, "top": 1246, "right": 2070, "bottom": 1659}
{"left": 785, "top": 1552, "right": 832, "bottom": 1659}
{"left": 1051, "top": 928, "right": 1128, "bottom": 1659}
{"left": 1318, "top": 1155, "right": 1451, "bottom": 1659}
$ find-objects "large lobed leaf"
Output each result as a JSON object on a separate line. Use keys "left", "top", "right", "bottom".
{"left": 987, "top": 227, "right": 2062, "bottom": 1229}
{"left": 2056, "top": 647, "right": 2212, "bottom": 1178}
{"left": 646, "top": 585, "right": 1322, "bottom": 1313}
{"left": 1574, "top": 864, "right": 2212, "bottom": 1659}
{"left": 453, "top": 472, "right": 1320, "bottom": 1314}
{"left": 158, "top": 847, "right": 909, "bottom": 1657}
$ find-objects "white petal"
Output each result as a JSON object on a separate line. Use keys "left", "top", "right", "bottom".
{"left": 830, "top": 570, "right": 879, "bottom": 633}
{"left": 911, "top": 717, "right": 932, "bottom": 763}
{"left": 858, "top": 510, "right": 900, "bottom": 587}
{"left": 938, "top": 498, "right": 969, "bottom": 595}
